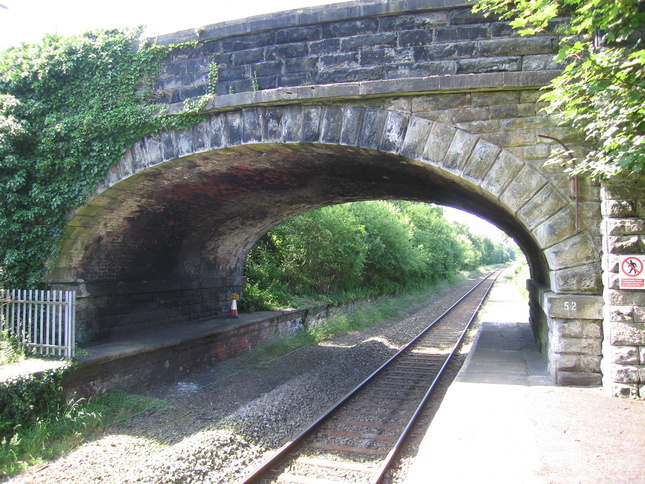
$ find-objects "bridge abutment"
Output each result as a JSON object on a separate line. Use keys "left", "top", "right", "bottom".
{"left": 601, "top": 174, "right": 645, "bottom": 397}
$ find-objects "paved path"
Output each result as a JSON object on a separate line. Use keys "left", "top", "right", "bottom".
{"left": 404, "top": 275, "right": 645, "bottom": 484}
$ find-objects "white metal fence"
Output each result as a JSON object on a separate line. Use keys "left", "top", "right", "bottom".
{"left": 1, "top": 289, "right": 76, "bottom": 358}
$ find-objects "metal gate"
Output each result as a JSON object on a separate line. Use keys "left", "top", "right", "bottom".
{"left": 1, "top": 289, "right": 76, "bottom": 358}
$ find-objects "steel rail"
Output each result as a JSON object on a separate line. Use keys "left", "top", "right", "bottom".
{"left": 369, "top": 268, "right": 501, "bottom": 484}
{"left": 237, "top": 270, "right": 501, "bottom": 484}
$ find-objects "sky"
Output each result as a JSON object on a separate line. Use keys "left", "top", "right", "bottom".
{"left": 0, "top": 0, "right": 348, "bottom": 49}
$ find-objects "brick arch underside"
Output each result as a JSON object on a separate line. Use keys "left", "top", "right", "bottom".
{"left": 54, "top": 106, "right": 600, "bottom": 341}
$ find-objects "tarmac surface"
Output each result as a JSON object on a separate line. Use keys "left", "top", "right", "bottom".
{"left": 403, "top": 277, "right": 645, "bottom": 484}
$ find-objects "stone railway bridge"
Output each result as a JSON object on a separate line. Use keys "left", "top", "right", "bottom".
{"left": 49, "top": 0, "right": 645, "bottom": 397}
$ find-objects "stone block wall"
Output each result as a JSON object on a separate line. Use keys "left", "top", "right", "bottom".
{"left": 601, "top": 175, "right": 645, "bottom": 398}
{"left": 65, "top": 304, "right": 333, "bottom": 397}
{"left": 53, "top": 276, "right": 245, "bottom": 343}
{"left": 149, "top": 3, "right": 559, "bottom": 103}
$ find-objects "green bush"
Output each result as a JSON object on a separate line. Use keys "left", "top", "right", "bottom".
{"left": 243, "top": 201, "right": 515, "bottom": 309}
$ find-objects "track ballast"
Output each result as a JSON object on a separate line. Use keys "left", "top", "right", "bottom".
{"left": 239, "top": 270, "right": 501, "bottom": 484}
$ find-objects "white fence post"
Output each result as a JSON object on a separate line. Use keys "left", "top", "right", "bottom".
{"left": 1, "top": 289, "right": 76, "bottom": 358}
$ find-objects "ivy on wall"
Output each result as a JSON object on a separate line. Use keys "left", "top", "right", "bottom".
{"left": 0, "top": 28, "right": 206, "bottom": 288}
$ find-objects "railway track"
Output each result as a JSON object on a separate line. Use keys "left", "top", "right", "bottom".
{"left": 238, "top": 270, "right": 502, "bottom": 484}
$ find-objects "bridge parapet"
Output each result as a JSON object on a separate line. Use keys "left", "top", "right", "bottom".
{"left": 146, "top": 0, "right": 559, "bottom": 104}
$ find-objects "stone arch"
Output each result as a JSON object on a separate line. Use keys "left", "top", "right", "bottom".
{"left": 51, "top": 104, "right": 603, "bottom": 385}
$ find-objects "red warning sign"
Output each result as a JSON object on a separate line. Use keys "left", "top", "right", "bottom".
{"left": 619, "top": 255, "right": 645, "bottom": 289}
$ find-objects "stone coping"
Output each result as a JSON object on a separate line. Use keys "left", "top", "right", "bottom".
{"left": 0, "top": 358, "right": 68, "bottom": 383}
{"left": 164, "top": 71, "right": 561, "bottom": 115}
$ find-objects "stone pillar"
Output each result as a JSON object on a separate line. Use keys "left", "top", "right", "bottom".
{"left": 528, "top": 280, "right": 604, "bottom": 385}
{"left": 601, "top": 174, "right": 645, "bottom": 398}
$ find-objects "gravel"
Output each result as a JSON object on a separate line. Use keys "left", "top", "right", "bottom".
{"left": 9, "top": 278, "right": 482, "bottom": 484}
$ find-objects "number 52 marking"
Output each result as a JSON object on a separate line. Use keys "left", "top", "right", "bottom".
{"left": 564, "top": 301, "right": 577, "bottom": 311}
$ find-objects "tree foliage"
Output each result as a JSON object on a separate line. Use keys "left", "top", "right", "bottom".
{"left": 474, "top": 0, "right": 645, "bottom": 177}
{"left": 0, "top": 29, "right": 205, "bottom": 288}
{"left": 244, "top": 201, "right": 515, "bottom": 309}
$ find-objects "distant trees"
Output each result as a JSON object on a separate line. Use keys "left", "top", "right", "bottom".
{"left": 243, "top": 201, "right": 515, "bottom": 309}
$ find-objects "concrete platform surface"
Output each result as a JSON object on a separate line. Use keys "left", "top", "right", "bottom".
{"left": 404, "top": 277, "right": 645, "bottom": 484}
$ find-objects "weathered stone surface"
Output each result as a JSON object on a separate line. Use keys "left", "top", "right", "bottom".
{"left": 441, "top": 129, "right": 478, "bottom": 173}
{"left": 522, "top": 53, "right": 560, "bottom": 70}
{"left": 606, "top": 235, "right": 645, "bottom": 254}
{"left": 457, "top": 56, "right": 521, "bottom": 73}
{"left": 532, "top": 209, "right": 577, "bottom": 249}
{"left": 302, "top": 106, "right": 323, "bottom": 142}
{"left": 612, "top": 383, "right": 640, "bottom": 398}
{"left": 320, "top": 105, "right": 344, "bottom": 143}
{"left": 603, "top": 199, "right": 636, "bottom": 217}
{"left": 612, "top": 366, "right": 640, "bottom": 384}
{"left": 557, "top": 371, "right": 602, "bottom": 386}
{"left": 360, "top": 109, "right": 388, "bottom": 150}
{"left": 551, "top": 263, "right": 603, "bottom": 294}
{"left": 603, "top": 218, "right": 645, "bottom": 236}
{"left": 478, "top": 36, "right": 557, "bottom": 57}
{"left": 518, "top": 185, "right": 569, "bottom": 231}
{"left": 480, "top": 149, "right": 523, "bottom": 196}
{"left": 545, "top": 232, "right": 599, "bottom": 271}
{"left": 609, "top": 306, "right": 635, "bottom": 323}
{"left": 612, "top": 346, "right": 640, "bottom": 365}
{"left": 422, "top": 122, "right": 456, "bottom": 164}
{"left": 283, "top": 105, "right": 304, "bottom": 142}
{"left": 340, "top": 106, "right": 366, "bottom": 146}
{"left": 610, "top": 322, "right": 645, "bottom": 346}
{"left": 499, "top": 165, "right": 547, "bottom": 213}
{"left": 380, "top": 111, "right": 409, "bottom": 153}
{"left": 242, "top": 108, "right": 264, "bottom": 144}
{"left": 263, "top": 106, "right": 286, "bottom": 142}
{"left": 545, "top": 294, "right": 604, "bottom": 320}
{"left": 400, "top": 117, "right": 434, "bottom": 160}
{"left": 461, "top": 139, "right": 500, "bottom": 183}
{"left": 554, "top": 354, "right": 602, "bottom": 373}
{"left": 552, "top": 335, "right": 602, "bottom": 356}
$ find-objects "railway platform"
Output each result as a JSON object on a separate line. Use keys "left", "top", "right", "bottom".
{"left": 403, "top": 278, "right": 645, "bottom": 484}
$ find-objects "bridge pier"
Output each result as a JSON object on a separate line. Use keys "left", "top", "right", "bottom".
{"left": 528, "top": 281, "right": 604, "bottom": 386}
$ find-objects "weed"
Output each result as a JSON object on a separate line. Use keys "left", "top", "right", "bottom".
{"left": 208, "top": 59, "right": 219, "bottom": 95}
{"left": 0, "top": 390, "right": 169, "bottom": 477}
{"left": 0, "top": 331, "right": 25, "bottom": 365}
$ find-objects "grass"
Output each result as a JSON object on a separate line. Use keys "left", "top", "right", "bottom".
{"left": 239, "top": 272, "right": 477, "bottom": 366}
{"left": 504, "top": 260, "right": 530, "bottom": 298}
{"left": 0, "top": 391, "right": 169, "bottom": 478}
